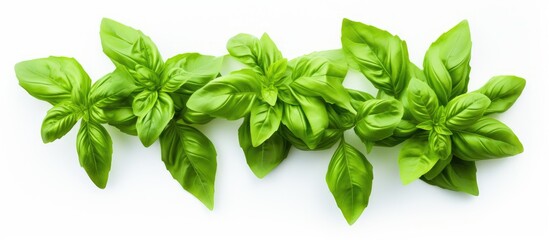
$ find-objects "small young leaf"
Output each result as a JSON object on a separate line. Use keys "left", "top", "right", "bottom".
{"left": 406, "top": 78, "right": 439, "bottom": 122}
{"left": 76, "top": 120, "right": 113, "bottom": 189}
{"left": 136, "top": 92, "right": 175, "bottom": 147}
{"left": 445, "top": 92, "right": 491, "bottom": 130}
{"left": 398, "top": 135, "right": 439, "bottom": 184}
{"left": 422, "top": 157, "right": 479, "bottom": 196}
{"left": 41, "top": 102, "right": 83, "bottom": 143}
{"left": 186, "top": 69, "right": 261, "bottom": 120}
{"left": 250, "top": 101, "right": 282, "bottom": 147}
{"left": 424, "top": 20, "right": 472, "bottom": 104}
{"left": 475, "top": 75, "right": 526, "bottom": 114}
{"left": 238, "top": 118, "right": 290, "bottom": 178}
{"left": 15, "top": 57, "right": 91, "bottom": 106}
{"left": 341, "top": 18, "right": 409, "bottom": 97}
{"left": 428, "top": 130, "right": 452, "bottom": 160}
{"left": 453, "top": 117, "right": 523, "bottom": 160}
{"left": 160, "top": 123, "right": 217, "bottom": 209}
{"left": 132, "top": 90, "right": 158, "bottom": 117}
{"left": 326, "top": 139, "right": 373, "bottom": 225}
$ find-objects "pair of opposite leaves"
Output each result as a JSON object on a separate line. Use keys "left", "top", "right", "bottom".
{"left": 15, "top": 18, "right": 525, "bottom": 225}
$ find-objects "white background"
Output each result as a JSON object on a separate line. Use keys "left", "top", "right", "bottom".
{"left": 0, "top": 0, "right": 547, "bottom": 239}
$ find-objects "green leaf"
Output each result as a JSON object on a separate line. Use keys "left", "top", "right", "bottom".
{"left": 289, "top": 57, "right": 354, "bottom": 113}
{"left": 132, "top": 90, "right": 158, "bottom": 117}
{"left": 136, "top": 92, "right": 174, "bottom": 147}
{"left": 160, "top": 123, "right": 217, "bottom": 209}
{"left": 261, "top": 85, "right": 278, "bottom": 106}
{"left": 76, "top": 120, "right": 113, "bottom": 189}
{"left": 326, "top": 104, "right": 356, "bottom": 130}
{"left": 187, "top": 69, "right": 261, "bottom": 120}
{"left": 102, "top": 99, "right": 137, "bottom": 135}
{"left": 374, "top": 118, "right": 418, "bottom": 147}
{"left": 428, "top": 130, "right": 452, "bottom": 160}
{"left": 422, "top": 157, "right": 479, "bottom": 196}
{"left": 281, "top": 95, "right": 328, "bottom": 149}
{"left": 406, "top": 78, "right": 439, "bottom": 122}
{"left": 398, "top": 134, "right": 439, "bottom": 184}
{"left": 424, "top": 20, "right": 471, "bottom": 104}
{"left": 453, "top": 117, "right": 523, "bottom": 160}
{"left": 226, "top": 33, "right": 282, "bottom": 74}
{"left": 89, "top": 69, "right": 136, "bottom": 107}
{"left": 475, "top": 75, "right": 526, "bottom": 114}
{"left": 100, "top": 18, "right": 163, "bottom": 74}
{"left": 161, "top": 53, "right": 223, "bottom": 93}
{"left": 326, "top": 139, "right": 373, "bottom": 225}
{"left": 250, "top": 101, "right": 282, "bottom": 147}
{"left": 341, "top": 18, "right": 409, "bottom": 97}
{"left": 15, "top": 56, "right": 91, "bottom": 106}
{"left": 347, "top": 89, "right": 374, "bottom": 110}
{"left": 299, "top": 49, "right": 349, "bottom": 72}
{"left": 41, "top": 102, "right": 83, "bottom": 143}
{"left": 423, "top": 155, "right": 452, "bottom": 180}
{"left": 238, "top": 118, "right": 290, "bottom": 178}
{"left": 445, "top": 92, "right": 491, "bottom": 130}
{"left": 181, "top": 108, "right": 215, "bottom": 125}
{"left": 354, "top": 99, "right": 403, "bottom": 142}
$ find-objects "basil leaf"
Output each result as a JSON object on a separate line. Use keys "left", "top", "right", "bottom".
{"left": 102, "top": 99, "right": 137, "bottom": 135}
{"left": 132, "top": 90, "right": 158, "bottom": 117}
{"left": 422, "top": 157, "right": 479, "bottom": 196}
{"left": 100, "top": 18, "right": 163, "bottom": 74}
{"left": 453, "top": 117, "right": 523, "bottom": 160}
{"left": 406, "top": 78, "right": 439, "bottom": 122}
{"left": 181, "top": 108, "right": 214, "bottom": 125}
{"left": 341, "top": 18, "right": 409, "bottom": 97}
{"left": 299, "top": 49, "right": 349, "bottom": 71}
{"left": 354, "top": 99, "right": 403, "bottom": 142}
{"left": 41, "top": 102, "right": 83, "bottom": 143}
{"left": 428, "top": 130, "right": 452, "bottom": 160}
{"left": 327, "top": 104, "right": 356, "bottom": 130}
{"left": 76, "top": 120, "right": 113, "bottom": 189}
{"left": 326, "top": 139, "right": 373, "bottom": 225}
{"left": 445, "top": 92, "right": 491, "bottom": 130}
{"left": 238, "top": 118, "right": 290, "bottom": 178}
{"left": 280, "top": 126, "right": 342, "bottom": 151}
{"left": 374, "top": 118, "right": 418, "bottom": 147}
{"left": 281, "top": 95, "right": 328, "bottom": 149}
{"left": 409, "top": 62, "right": 426, "bottom": 81}
{"left": 424, "top": 20, "right": 471, "bottom": 104}
{"left": 15, "top": 57, "right": 91, "bottom": 106}
{"left": 250, "top": 101, "right": 282, "bottom": 147}
{"left": 398, "top": 134, "right": 439, "bottom": 184}
{"left": 89, "top": 69, "right": 136, "bottom": 107}
{"left": 347, "top": 89, "right": 374, "bottom": 110}
{"left": 161, "top": 53, "right": 223, "bottom": 93}
{"left": 136, "top": 92, "right": 175, "bottom": 147}
{"left": 475, "top": 75, "right": 526, "bottom": 114}
{"left": 423, "top": 155, "right": 452, "bottom": 180}
{"left": 160, "top": 122, "right": 217, "bottom": 209}
{"left": 289, "top": 57, "right": 354, "bottom": 113}
{"left": 227, "top": 33, "right": 282, "bottom": 74}
{"left": 187, "top": 69, "right": 261, "bottom": 120}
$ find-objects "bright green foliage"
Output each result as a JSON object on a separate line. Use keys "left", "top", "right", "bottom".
{"left": 15, "top": 57, "right": 133, "bottom": 188}
{"left": 342, "top": 19, "right": 524, "bottom": 196}
{"left": 16, "top": 18, "right": 525, "bottom": 225}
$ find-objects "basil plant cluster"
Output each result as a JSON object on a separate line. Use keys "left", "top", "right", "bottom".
{"left": 15, "top": 18, "right": 525, "bottom": 225}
